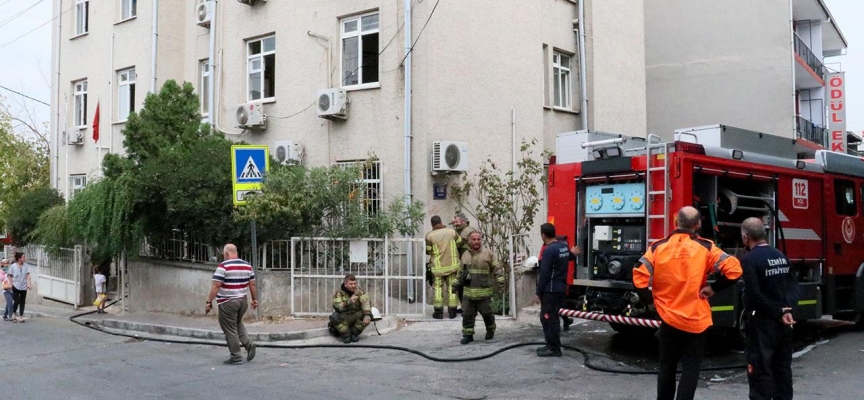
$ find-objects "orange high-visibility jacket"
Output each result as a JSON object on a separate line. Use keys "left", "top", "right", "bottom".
{"left": 632, "top": 230, "right": 742, "bottom": 334}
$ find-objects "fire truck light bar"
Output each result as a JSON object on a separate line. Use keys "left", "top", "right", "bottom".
{"left": 675, "top": 141, "right": 706, "bottom": 155}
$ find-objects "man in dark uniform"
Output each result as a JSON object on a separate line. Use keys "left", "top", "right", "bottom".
{"left": 740, "top": 217, "right": 799, "bottom": 400}
{"left": 534, "top": 223, "right": 580, "bottom": 357}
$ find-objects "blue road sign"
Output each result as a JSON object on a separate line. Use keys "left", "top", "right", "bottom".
{"left": 233, "top": 146, "right": 268, "bottom": 184}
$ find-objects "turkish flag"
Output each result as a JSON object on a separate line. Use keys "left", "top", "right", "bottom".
{"left": 92, "top": 101, "right": 100, "bottom": 143}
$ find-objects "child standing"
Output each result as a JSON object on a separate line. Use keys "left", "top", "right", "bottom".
{"left": 94, "top": 267, "right": 107, "bottom": 314}
{"left": 1, "top": 259, "right": 12, "bottom": 321}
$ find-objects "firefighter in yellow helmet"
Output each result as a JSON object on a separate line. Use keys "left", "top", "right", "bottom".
{"left": 454, "top": 230, "right": 505, "bottom": 344}
{"left": 425, "top": 215, "right": 463, "bottom": 319}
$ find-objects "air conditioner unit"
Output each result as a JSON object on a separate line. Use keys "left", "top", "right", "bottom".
{"left": 237, "top": 0, "right": 266, "bottom": 5}
{"left": 195, "top": 1, "right": 212, "bottom": 27}
{"left": 235, "top": 102, "right": 266, "bottom": 129}
{"left": 274, "top": 140, "right": 303, "bottom": 165}
{"left": 316, "top": 88, "right": 348, "bottom": 120}
{"left": 432, "top": 141, "right": 469, "bottom": 173}
{"left": 67, "top": 128, "right": 84, "bottom": 145}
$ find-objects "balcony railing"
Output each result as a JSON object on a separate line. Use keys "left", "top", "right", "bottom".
{"left": 794, "top": 34, "right": 825, "bottom": 81}
{"left": 796, "top": 116, "right": 826, "bottom": 146}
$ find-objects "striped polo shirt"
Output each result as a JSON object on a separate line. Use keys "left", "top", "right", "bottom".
{"left": 212, "top": 259, "right": 255, "bottom": 304}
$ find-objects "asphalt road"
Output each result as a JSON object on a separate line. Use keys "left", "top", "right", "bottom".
{"left": 1, "top": 316, "right": 861, "bottom": 399}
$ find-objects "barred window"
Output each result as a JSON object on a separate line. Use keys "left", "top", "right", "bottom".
{"left": 335, "top": 160, "right": 382, "bottom": 215}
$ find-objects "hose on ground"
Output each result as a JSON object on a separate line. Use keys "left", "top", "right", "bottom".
{"left": 69, "top": 300, "right": 746, "bottom": 374}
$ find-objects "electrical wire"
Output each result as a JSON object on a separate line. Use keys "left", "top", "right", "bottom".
{"left": 0, "top": 2, "right": 72, "bottom": 51}
{"left": 0, "top": 84, "right": 49, "bottom": 106}
{"left": 0, "top": 0, "right": 45, "bottom": 28}
{"left": 399, "top": 0, "right": 440, "bottom": 66}
{"left": 70, "top": 300, "right": 746, "bottom": 374}
{"left": 0, "top": 0, "right": 15, "bottom": 9}
{"left": 266, "top": 100, "right": 315, "bottom": 120}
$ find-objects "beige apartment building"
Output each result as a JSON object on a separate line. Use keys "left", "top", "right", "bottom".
{"left": 645, "top": 0, "right": 848, "bottom": 153}
{"left": 49, "top": 0, "right": 647, "bottom": 219}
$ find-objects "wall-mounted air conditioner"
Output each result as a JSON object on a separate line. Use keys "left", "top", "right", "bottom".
{"left": 68, "top": 128, "right": 84, "bottom": 145}
{"left": 235, "top": 102, "right": 266, "bottom": 129}
{"left": 274, "top": 140, "right": 303, "bottom": 165}
{"left": 432, "top": 141, "right": 469, "bottom": 173}
{"left": 237, "top": 0, "right": 266, "bottom": 5}
{"left": 316, "top": 88, "right": 348, "bottom": 120}
{"left": 196, "top": 0, "right": 212, "bottom": 27}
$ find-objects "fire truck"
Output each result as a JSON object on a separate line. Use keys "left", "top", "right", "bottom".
{"left": 547, "top": 125, "right": 864, "bottom": 333}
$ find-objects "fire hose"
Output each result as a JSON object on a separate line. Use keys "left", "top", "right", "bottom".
{"left": 69, "top": 300, "right": 744, "bottom": 374}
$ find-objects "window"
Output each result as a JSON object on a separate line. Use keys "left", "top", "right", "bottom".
{"left": 121, "top": 0, "right": 137, "bottom": 20}
{"left": 70, "top": 175, "right": 87, "bottom": 199}
{"left": 117, "top": 68, "right": 136, "bottom": 121}
{"left": 835, "top": 179, "right": 856, "bottom": 216}
{"left": 553, "top": 52, "right": 572, "bottom": 109}
{"left": 73, "top": 80, "right": 88, "bottom": 127}
{"left": 341, "top": 12, "right": 379, "bottom": 87}
{"left": 200, "top": 60, "right": 210, "bottom": 116}
{"left": 75, "top": 0, "right": 89, "bottom": 36}
{"left": 335, "top": 160, "right": 382, "bottom": 215}
{"left": 247, "top": 36, "right": 275, "bottom": 101}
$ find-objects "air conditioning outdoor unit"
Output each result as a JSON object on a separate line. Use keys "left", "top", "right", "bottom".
{"left": 68, "top": 128, "right": 84, "bottom": 145}
{"left": 237, "top": 0, "right": 266, "bottom": 5}
{"left": 316, "top": 88, "right": 348, "bottom": 120}
{"left": 274, "top": 140, "right": 303, "bottom": 165}
{"left": 235, "top": 102, "right": 266, "bottom": 129}
{"left": 432, "top": 141, "right": 469, "bottom": 173}
{"left": 196, "top": 1, "right": 212, "bottom": 27}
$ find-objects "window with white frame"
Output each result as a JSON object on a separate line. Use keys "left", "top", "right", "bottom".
{"left": 75, "top": 0, "right": 89, "bottom": 36}
{"left": 246, "top": 36, "right": 275, "bottom": 101}
{"left": 553, "top": 52, "right": 572, "bottom": 109}
{"left": 335, "top": 160, "right": 382, "bottom": 215}
{"left": 121, "top": 0, "right": 137, "bottom": 20}
{"left": 117, "top": 68, "right": 136, "bottom": 121}
{"left": 70, "top": 175, "right": 87, "bottom": 199}
{"left": 73, "top": 80, "right": 88, "bottom": 127}
{"left": 200, "top": 60, "right": 210, "bottom": 116}
{"left": 341, "top": 12, "right": 380, "bottom": 87}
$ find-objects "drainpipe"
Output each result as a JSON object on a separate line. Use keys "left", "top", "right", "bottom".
{"left": 404, "top": 0, "right": 415, "bottom": 302}
{"left": 151, "top": 0, "right": 159, "bottom": 93}
{"left": 577, "top": 0, "right": 588, "bottom": 131}
{"left": 207, "top": 0, "right": 216, "bottom": 125}
{"left": 110, "top": 34, "right": 114, "bottom": 154}
{"left": 53, "top": 0, "right": 62, "bottom": 189}
{"left": 789, "top": 0, "right": 797, "bottom": 142}
{"left": 306, "top": 32, "right": 332, "bottom": 88}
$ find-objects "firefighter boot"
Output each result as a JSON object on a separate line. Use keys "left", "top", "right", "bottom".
{"left": 460, "top": 335, "right": 474, "bottom": 345}
{"left": 563, "top": 316, "right": 574, "bottom": 331}
{"left": 449, "top": 308, "right": 458, "bottom": 319}
{"left": 341, "top": 333, "right": 352, "bottom": 344}
{"left": 432, "top": 308, "right": 444, "bottom": 319}
{"left": 485, "top": 330, "right": 494, "bottom": 340}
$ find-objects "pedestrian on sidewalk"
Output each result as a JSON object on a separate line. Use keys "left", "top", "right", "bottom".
{"left": 534, "top": 224, "right": 580, "bottom": 357}
{"left": 329, "top": 274, "right": 372, "bottom": 343}
{"left": 8, "top": 252, "right": 31, "bottom": 323}
{"left": 93, "top": 266, "right": 107, "bottom": 314}
{"left": 1, "top": 259, "right": 14, "bottom": 321}
{"left": 205, "top": 244, "right": 258, "bottom": 365}
{"left": 455, "top": 231, "right": 504, "bottom": 345}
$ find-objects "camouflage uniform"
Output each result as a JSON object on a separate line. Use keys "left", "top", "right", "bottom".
{"left": 330, "top": 286, "right": 372, "bottom": 339}
{"left": 456, "top": 246, "right": 505, "bottom": 337}
{"left": 425, "top": 226, "right": 463, "bottom": 315}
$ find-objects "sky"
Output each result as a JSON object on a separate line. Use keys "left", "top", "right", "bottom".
{"left": 0, "top": 0, "right": 861, "bottom": 137}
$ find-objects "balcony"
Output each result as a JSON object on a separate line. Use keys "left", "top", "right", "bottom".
{"left": 796, "top": 116, "right": 826, "bottom": 147}
{"left": 794, "top": 34, "right": 825, "bottom": 89}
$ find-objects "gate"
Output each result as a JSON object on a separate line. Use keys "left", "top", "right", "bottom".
{"left": 289, "top": 237, "right": 428, "bottom": 318}
{"left": 27, "top": 245, "right": 85, "bottom": 307}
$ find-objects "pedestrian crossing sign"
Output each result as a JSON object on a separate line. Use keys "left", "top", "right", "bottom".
{"left": 231, "top": 145, "right": 269, "bottom": 205}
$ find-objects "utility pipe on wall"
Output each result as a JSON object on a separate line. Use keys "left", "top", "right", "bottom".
{"left": 207, "top": 0, "right": 216, "bottom": 125}
{"left": 578, "top": 0, "right": 588, "bottom": 131}
{"left": 53, "top": 0, "right": 62, "bottom": 189}
{"left": 403, "top": 0, "right": 413, "bottom": 209}
{"left": 151, "top": 0, "right": 159, "bottom": 93}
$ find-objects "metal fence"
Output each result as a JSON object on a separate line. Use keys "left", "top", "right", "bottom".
{"left": 289, "top": 237, "right": 428, "bottom": 318}
{"left": 140, "top": 230, "right": 218, "bottom": 263}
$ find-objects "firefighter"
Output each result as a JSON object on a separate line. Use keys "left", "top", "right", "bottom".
{"left": 632, "top": 206, "right": 742, "bottom": 400}
{"left": 740, "top": 217, "right": 799, "bottom": 400}
{"left": 453, "top": 212, "right": 477, "bottom": 314}
{"left": 539, "top": 236, "right": 575, "bottom": 331}
{"left": 455, "top": 231, "right": 505, "bottom": 344}
{"left": 329, "top": 274, "right": 372, "bottom": 343}
{"left": 534, "top": 223, "right": 580, "bottom": 357}
{"left": 425, "top": 215, "right": 464, "bottom": 319}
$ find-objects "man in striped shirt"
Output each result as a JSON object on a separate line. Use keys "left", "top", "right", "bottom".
{"left": 206, "top": 244, "right": 259, "bottom": 365}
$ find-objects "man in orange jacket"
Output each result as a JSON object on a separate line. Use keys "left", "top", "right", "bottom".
{"left": 633, "top": 206, "right": 742, "bottom": 400}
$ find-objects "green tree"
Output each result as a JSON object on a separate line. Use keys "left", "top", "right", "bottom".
{"left": 0, "top": 108, "right": 50, "bottom": 231}
{"left": 5, "top": 186, "right": 64, "bottom": 245}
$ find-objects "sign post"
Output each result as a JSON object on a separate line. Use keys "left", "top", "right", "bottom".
{"left": 231, "top": 145, "right": 269, "bottom": 320}
{"left": 827, "top": 72, "right": 846, "bottom": 153}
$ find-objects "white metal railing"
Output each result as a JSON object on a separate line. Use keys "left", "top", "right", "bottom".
{"left": 289, "top": 237, "right": 428, "bottom": 318}
{"left": 23, "top": 244, "right": 85, "bottom": 307}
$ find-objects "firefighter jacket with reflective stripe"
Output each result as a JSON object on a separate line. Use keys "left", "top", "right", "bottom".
{"left": 332, "top": 285, "right": 372, "bottom": 316}
{"left": 457, "top": 247, "right": 505, "bottom": 300}
{"left": 632, "top": 230, "right": 742, "bottom": 334}
{"left": 426, "top": 226, "right": 463, "bottom": 277}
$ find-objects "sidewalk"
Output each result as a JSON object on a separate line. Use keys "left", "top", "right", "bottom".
{"left": 22, "top": 302, "right": 400, "bottom": 343}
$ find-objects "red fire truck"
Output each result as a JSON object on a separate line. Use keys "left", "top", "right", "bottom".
{"left": 547, "top": 126, "right": 864, "bottom": 333}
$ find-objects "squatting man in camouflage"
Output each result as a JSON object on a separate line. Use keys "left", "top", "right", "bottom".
{"left": 455, "top": 231, "right": 506, "bottom": 345}
{"left": 329, "top": 274, "right": 372, "bottom": 343}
